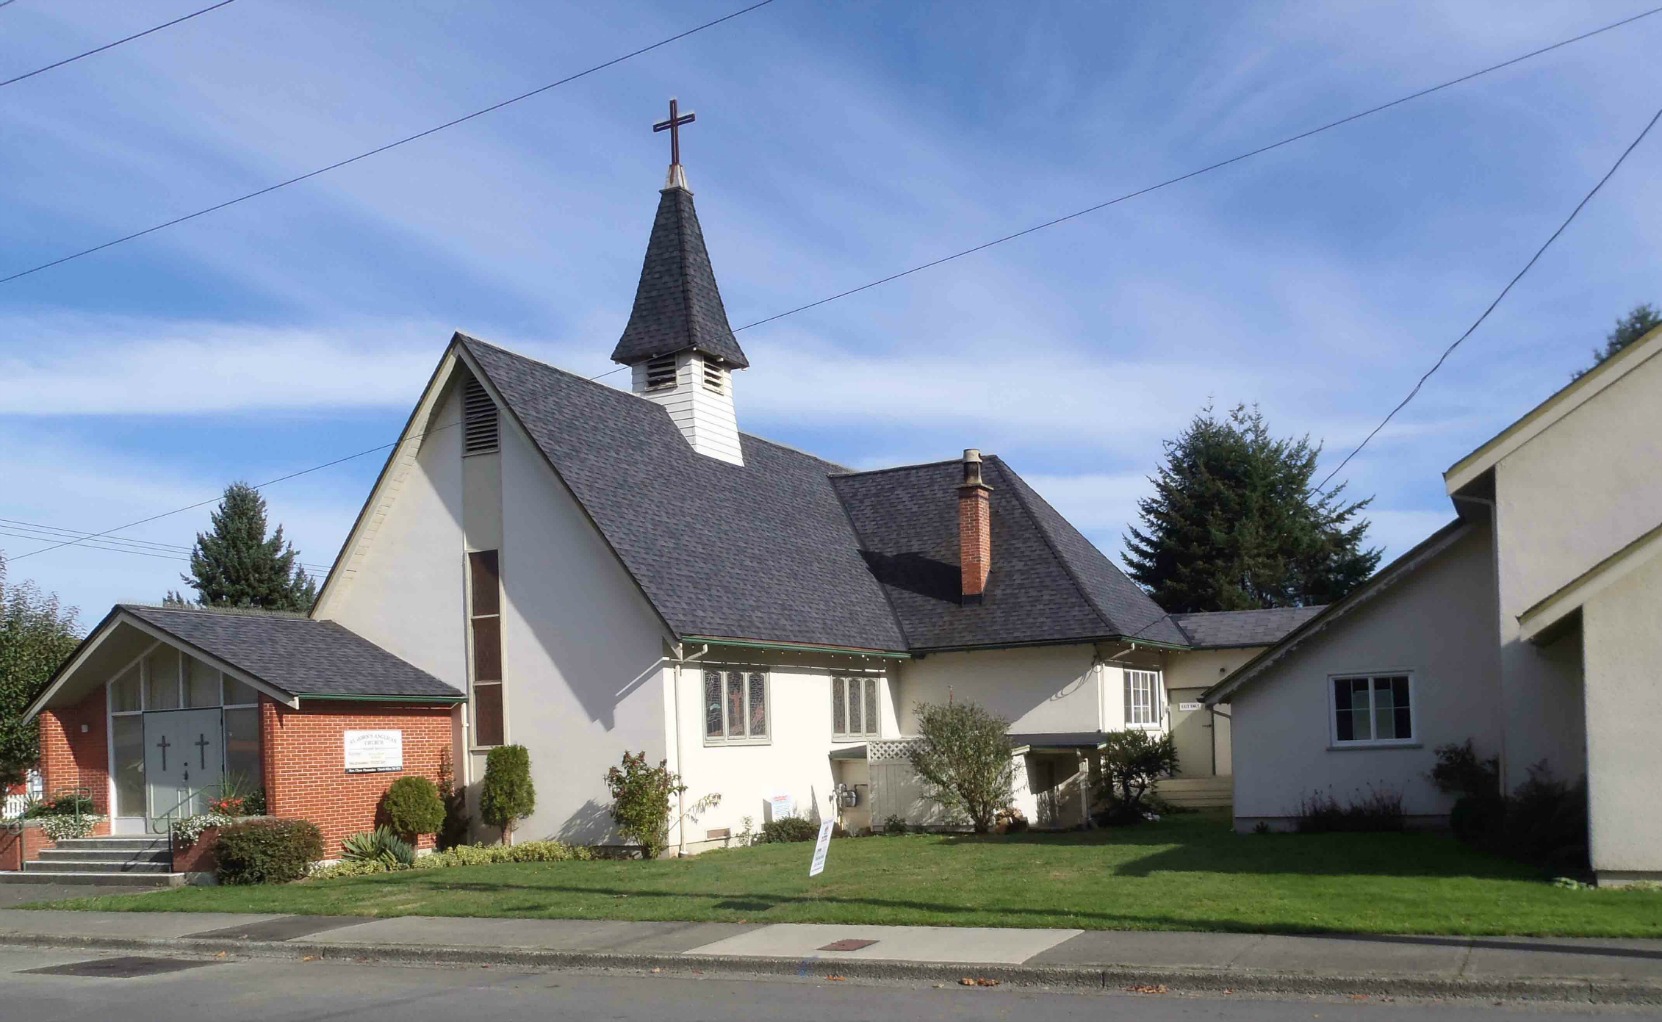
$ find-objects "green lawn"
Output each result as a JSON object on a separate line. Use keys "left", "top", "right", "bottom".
{"left": 49, "top": 814, "right": 1662, "bottom": 937}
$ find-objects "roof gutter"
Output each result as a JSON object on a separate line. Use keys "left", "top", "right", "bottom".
{"left": 680, "top": 636, "right": 911, "bottom": 660}
{"left": 297, "top": 692, "right": 467, "bottom": 705}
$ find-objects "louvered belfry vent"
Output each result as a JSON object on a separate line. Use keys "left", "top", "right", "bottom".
{"left": 645, "top": 355, "right": 678, "bottom": 390}
{"left": 463, "top": 376, "right": 499, "bottom": 456}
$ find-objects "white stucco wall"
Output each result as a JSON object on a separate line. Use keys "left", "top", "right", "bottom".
{"left": 668, "top": 653, "right": 896, "bottom": 848}
{"left": 1491, "top": 350, "right": 1662, "bottom": 784}
{"left": 1227, "top": 523, "right": 1502, "bottom": 827}
{"left": 897, "top": 644, "right": 1108, "bottom": 734}
{"left": 496, "top": 411, "right": 673, "bottom": 845}
{"left": 314, "top": 386, "right": 467, "bottom": 692}
{"left": 1162, "top": 647, "right": 1260, "bottom": 778}
{"left": 1582, "top": 552, "right": 1662, "bottom": 881}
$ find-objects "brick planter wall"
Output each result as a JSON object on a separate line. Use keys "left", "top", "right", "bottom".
{"left": 39, "top": 687, "right": 110, "bottom": 813}
{"left": 261, "top": 698, "right": 457, "bottom": 857}
{"left": 171, "top": 825, "right": 223, "bottom": 874}
{"left": 0, "top": 818, "right": 111, "bottom": 871}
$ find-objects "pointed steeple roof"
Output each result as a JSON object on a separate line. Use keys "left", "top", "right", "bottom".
{"left": 610, "top": 181, "right": 750, "bottom": 369}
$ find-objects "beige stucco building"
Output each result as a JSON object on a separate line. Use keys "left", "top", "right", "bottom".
{"left": 1208, "top": 326, "right": 1662, "bottom": 885}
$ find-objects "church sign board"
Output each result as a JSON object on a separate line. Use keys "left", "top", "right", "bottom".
{"left": 344, "top": 730, "right": 404, "bottom": 773}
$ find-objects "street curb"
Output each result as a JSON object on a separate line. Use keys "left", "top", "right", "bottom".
{"left": 3, "top": 931, "right": 1660, "bottom": 1005}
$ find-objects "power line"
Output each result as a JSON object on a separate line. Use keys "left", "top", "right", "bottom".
{"left": 0, "top": 517, "right": 329, "bottom": 571}
{"left": 0, "top": 0, "right": 779, "bottom": 286}
{"left": 728, "top": 5, "right": 1662, "bottom": 334}
{"left": 1314, "top": 101, "right": 1662, "bottom": 493}
{"left": 0, "top": 0, "right": 239, "bottom": 90}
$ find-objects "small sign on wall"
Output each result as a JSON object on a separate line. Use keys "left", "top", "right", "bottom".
{"left": 1179, "top": 702, "right": 1203, "bottom": 712}
{"left": 344, "top": 730, "right": 404, "bottom": 773}
{"left": 767, "top": 790, "right": 796, "bottom": 821}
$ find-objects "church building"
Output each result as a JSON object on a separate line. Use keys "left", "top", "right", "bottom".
{"left": 18, "top": 105, "right": 1313, "bottom": 874}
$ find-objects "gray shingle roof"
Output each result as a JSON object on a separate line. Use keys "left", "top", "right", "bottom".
{"left": 829, "top": 457, "right": 1185, "bottom": 650}
{"left": 463, "top": 336, "right": 904, "bottom": 651}
{"left": 1172, "top": 606, "right": 1325, "bottom": 649}
{"left": 609, "top": 186, "right": 749, "bottom": 369}
{"left": 123, "top": 605, "right": 463, "bottom": 701}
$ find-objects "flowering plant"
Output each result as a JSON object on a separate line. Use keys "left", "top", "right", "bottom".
{"left": 172, "top": 812, "right": 234, "bottom": 848}
{"left": 208, "top": 795, "right": 246, "bottom": 817}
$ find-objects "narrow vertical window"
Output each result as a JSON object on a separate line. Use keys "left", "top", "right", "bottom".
{"left": 704, "top": 671, "right": 723, "bottom": 738}
{"left": 832, "top": 678, "right": 847, "bottom": 735}
{"left": 469, "top": 550, "right": 504, "bottom": 747}
{"left": 863, "top": 677, "right": 877, "bottom": 732}
{"left": 748, "top": 673, "right": 767, "bottom": 737}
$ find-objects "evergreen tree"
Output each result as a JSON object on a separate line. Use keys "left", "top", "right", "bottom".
{"left": 176, "top": 483, "right": 318, "bottom": 612}
{"left": 1123, "top": 404, "right": 1380, "bottom": 613}
{"left": 1572, "top": 303, "right": 1661, "bottom": 380}
{"left": 0, "top": 555, "right": 81, "bottom": 786}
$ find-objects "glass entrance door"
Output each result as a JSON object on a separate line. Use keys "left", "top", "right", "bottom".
{"left": 143, "top": 708, "right": 223, "bottom": 833}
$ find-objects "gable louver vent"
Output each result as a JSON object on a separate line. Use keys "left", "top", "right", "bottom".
{"left": 462, "top": 377, "right": 499, "bottom": 456}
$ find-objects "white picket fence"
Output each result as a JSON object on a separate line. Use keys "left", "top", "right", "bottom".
{"left": 1, "top": 770, "right": 44, "bottom": 821}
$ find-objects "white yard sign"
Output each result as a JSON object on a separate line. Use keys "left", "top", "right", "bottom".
{"left": 808, "top": 819, "right": 835, "bottom": 877}
{"left": 343, "top": 730, "right": 403, "bottom": 773}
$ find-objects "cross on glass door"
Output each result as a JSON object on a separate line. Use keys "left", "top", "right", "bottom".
{"left": 155, "top": 734, "right": 170, "bottom": 771}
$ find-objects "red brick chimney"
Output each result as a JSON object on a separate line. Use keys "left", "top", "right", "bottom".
{"left": 958, "top": 449, "right": 992, "bottom": 604}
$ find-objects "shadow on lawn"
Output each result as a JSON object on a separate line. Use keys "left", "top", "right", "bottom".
{"left": 937, "top": 817, "right": 1538, "bottom": 881}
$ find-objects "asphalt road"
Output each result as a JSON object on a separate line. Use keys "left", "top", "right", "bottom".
{"left": 0, "top": 947, "right": 1655, "bottom": 1022}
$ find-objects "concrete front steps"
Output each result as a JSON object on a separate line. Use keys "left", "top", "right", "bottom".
{"left": 1, "top": 835, "right": 185, "bottom": 887}
{"left": 1154, "top": 776, "right": 1233, "bottom": 810}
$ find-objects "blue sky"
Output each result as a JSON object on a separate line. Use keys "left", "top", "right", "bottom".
{"left": 3, "top": 0, "right": 1660, "bottom": 625}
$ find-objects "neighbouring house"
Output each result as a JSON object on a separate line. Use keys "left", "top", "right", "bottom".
{"left": 20, "top": 143, "right": 1317, "bottom": 862}
{"left": 1206, "top": 325, "right": 1662, "bottom": 886}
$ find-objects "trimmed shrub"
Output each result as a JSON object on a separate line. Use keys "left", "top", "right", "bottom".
{"left": 906, "top": 700, "right": 1014, "bottom": 833}
{"left": 1097, "top": 729, "right": 1180, "bottom": 825}
{"left": 1504, "top": 763, "right": 1587, "bottom": 871}
{"left": 22, "top": 793, "right": 95, "bottom": 819}
{"left": 215, "top": 818, "right": 323, "bottom": 885}
{"left": 880, "top": 815, "right": 909, "bottom": 836}
{"left": 382, "top": 776, "right": 445, "bottom": 842}
{"left": 414, "top": 839, "right": 591, "bottom": 868}
{"left": 341, "top": 825, "right": 415, "bottom": 867}
{"left": 436, "top": 747, "right": 470, "bottom": 850}
{"left": 759, "top": 815, "right": 818, "bottom": 843}
{"left": 605, "top": 751, "right": 684, "bottom": 860}
{"left": 480, "top": 745, "right": 536, "bottom": 843}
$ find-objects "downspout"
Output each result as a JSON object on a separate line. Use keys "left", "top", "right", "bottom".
{"left": 672, "top": 642, "right": 709, "bottom": 857}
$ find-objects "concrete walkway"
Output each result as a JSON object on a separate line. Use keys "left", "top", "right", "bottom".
{"left": 2, "top": 908, "right": 1660, "bottom": 1003}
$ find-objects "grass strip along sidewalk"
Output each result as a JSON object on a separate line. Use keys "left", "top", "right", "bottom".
{"left": 45, "top": 814, "right": 1662, "bottom": 938}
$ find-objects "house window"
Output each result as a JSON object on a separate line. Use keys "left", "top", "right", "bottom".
{"left": 832, "top": 676, "right": 879, "bottom": 740}
{"left": 1125, "top": 669, "right": 1163, "bottom": 726}
{"left": 1331, "top": 674, "right": 1414, "bottom": 745}
{"left": 703, "top": 669, "right": 768, "bottom": 744}
{"left": 469, "top": 550, "right": 504, "bottom": 747}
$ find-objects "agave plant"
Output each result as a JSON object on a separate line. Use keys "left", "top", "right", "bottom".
{"left": 339, "top": 825, "right": 415, "bottom": 867}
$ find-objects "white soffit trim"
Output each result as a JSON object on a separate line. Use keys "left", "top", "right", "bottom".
{"left": 1202, "top": 521, "right": 1470, "bottom": 706}
{"left": 1445, "top": 325, "right": 1662, "bottom": 496}
{"left": 1518, "top": 518, "right": 1662, "bottom": 644}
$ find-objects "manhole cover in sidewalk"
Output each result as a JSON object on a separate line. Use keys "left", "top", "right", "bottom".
{"left": 23, "top": 956, "right": 218, "bottom": 979}
{"left": 818, "top": 939, "right": 878, "bottom": 952}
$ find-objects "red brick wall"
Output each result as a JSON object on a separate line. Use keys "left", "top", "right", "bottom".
{"left": 38, "top": 687, "right": 110, "bottom": 814}
{"left": 0, "top": 819, "right": 111, "bottom": 871}
{"left": 261, "top": 697, "right": 456, "bottom": 857}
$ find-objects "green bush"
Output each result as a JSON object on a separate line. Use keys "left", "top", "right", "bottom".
{"left": 1294, "top": 787, "right": 1405, "bottom": 833}
{"left": 215, "top": 818, "right": 323, "bottom": 885}
{"left": 479, "top": 745, "right": 536, "bottom": 842}
{"left": 382, "top": 776, "right": 445, "bottom": 842}
{"left": 906, "top": 700, "right": 1014, "bottom": 834}
{"left": 759, "top": 815, "right": 818, "bottom": 843}
{"left": 605, "top": 751, "right": 685, "bottom": 859}
{"left": 341, "top": 825, "right": 415, "bottom": 867}
{"left": 414, "top": 840, "right": 591, "bottom": 868}
{"left": 880, "top": 815, "right": 909, "bottom": 836}
{"left": 21, "top": 793, "right": 95, "bottom": 818}
{"left": 1504, "top": 763, "right": 1588, "bottom": 871}
{"left": 1097, "top": 729, "right": 1180, "bottom": 824}
{"left": 436, "top": 747, "right": 470, "bottom": 850}
{"left": 309, "top": 858, "right": 403, "bottom": 880}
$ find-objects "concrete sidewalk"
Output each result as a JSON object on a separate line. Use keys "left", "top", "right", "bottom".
{"left": 2, "top": 908, "right": 1661, "bottom": 1003}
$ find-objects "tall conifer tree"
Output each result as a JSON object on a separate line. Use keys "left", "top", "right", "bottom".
{"left": 173, "top": 483, "right": 317, "bottom": 612}
{"left": 1123, "top": 404, "right": 1380, "bottom": 613}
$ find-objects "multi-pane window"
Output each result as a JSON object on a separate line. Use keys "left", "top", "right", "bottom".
{"left": 1125, "top": 669, "right": 1163, "bottom": 726}
{"left": 1332, "top": 674, "right": 1413, "bottom": 745}
{"left": 469, "top": 550, "right": 505, "bottom": 748}
{"left": 703, "top": 669, "right": 768, "bottom": 744}
{"left": 831, "top": 676, "right": 879, "bottom": 740}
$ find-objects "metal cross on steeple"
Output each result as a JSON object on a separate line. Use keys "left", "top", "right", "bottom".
{"left": 654, "top": 97, "right": 696, "bottom": 167}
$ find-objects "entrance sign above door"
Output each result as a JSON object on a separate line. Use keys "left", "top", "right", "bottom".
{"left": 344, "top": 730, "right": 403, "bottom": 773}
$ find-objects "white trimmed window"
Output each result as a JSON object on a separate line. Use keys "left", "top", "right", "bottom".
{"left": 1124, "top": 669, "right": 1163, "bottom": 727}
{"left": 703, "top": 669, "right": 768, "bottom": 745}
{"left": 1331, "top": 673, "right": 1414, "bottom": 746}
{"left": 832, "top": 676, "right": 879, "bottom": 740}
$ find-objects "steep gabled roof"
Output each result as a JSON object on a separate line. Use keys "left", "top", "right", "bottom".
{"left": 461, "top": 335, "right": 902, "bottom": 651}
{"left": 610, "top": 185, "right": 749, "bottom": 368}
{"left": 830, "top": 457, "right": 1185, "bottom": 650}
